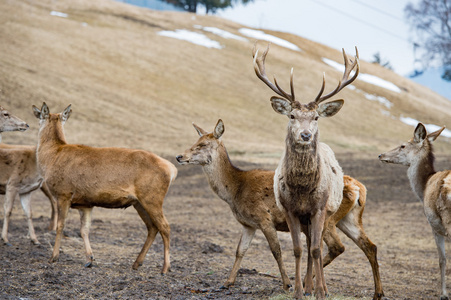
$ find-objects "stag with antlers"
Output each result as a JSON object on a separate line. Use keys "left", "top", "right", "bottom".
{"left": 253, "top": 44, "right": 361, "bottom": 299}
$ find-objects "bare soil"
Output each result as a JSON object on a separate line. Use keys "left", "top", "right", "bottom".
{"left": 1, "top": 154, "right": 450, "bottom": 300}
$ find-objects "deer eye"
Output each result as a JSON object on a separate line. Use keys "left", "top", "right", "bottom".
{"left": 290, "top": 114, "right": 295, "bottom": 120}
{"left": 314, "top": 116, "right": 319, "bottom": 121}
{"left": 400, "top": 145, "right": 405, "bottom": 149}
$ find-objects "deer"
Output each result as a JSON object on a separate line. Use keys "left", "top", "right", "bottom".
{"left": 0, "top": 106, "right": 57, "bottom": 245}
{"left": 379, "top": 123, "right": 450, "bottom": 300}
{"left": 32, "top": 102, "right": 177, "bottom": 273}
{"left": 176, "top": 119, "right": 383, "bottom": 299}
{"left": 253, "top": 44, "right": 361, "bottom": 299}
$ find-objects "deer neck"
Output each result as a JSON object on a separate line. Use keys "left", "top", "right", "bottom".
{"left": 283, "top": 131, "right": 320, "bottom": 193}
{"left": 202, "top": 143, "right": 241, "bottom": 205}
{"left": 37, "top": 120, "right": 67, "bottom": 168}
{"left": 407, "top": 146, "right": 436, "bottom": 202}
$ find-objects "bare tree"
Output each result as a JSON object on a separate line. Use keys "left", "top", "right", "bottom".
{"left": 405, "top": 0, "right": 451, "bottom": 80}
{"left": 160, "top": 0, "right": 254, "bottom": 14}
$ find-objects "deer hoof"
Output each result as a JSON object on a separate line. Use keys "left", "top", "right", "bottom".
{"left": 4, "top": 241, "right": 12, "bottom": 247}
{"left": 31, "top": 240, "right": 41, "bottom": 245}
{"left": 440, "top": 296, "right": 449, "bottom": 300}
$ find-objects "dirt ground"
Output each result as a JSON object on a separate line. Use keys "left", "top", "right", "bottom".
{"left": 1, "top": 154, "right": 450, "bottom": 300}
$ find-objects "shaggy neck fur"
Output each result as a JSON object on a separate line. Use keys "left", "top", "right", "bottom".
{"left": 284, "top": 130, "right": 321, "bottom": 196}
{"left": 407, "top": 142, "right": 436, "bottom": 202}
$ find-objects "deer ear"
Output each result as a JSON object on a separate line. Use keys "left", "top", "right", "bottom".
{"left": 270, "top": 96, "right": 292, "bottom": 115}
{"left": 192, "top": 123, "right": 207, "bottom": 137}
{"left": 61, "top": 104, "right": 72, "bottom": 124}
{"left": 32, "top": 105, "right": 42, "bottom": 119}
{"left": 427, "top": 126, "right": 445, "bottom": 142}
{"left": 213, "top": 119, "right": 224, "bottom": 139}
{"left": 413, "top": 123, "right": 427, "bottom": 143}
{"left": 33, "top": 102, "right": 49, "bottom": 120}
{"left": 317, "top": 99, "right": 344, "bottom": 118}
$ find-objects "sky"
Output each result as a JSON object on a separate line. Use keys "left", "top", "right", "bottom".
{"left": 217, "top": 0, "right": 415, "bottom": 76}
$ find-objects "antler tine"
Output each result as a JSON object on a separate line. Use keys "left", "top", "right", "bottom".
{"left": 253, "top": 43, "right": 295, "bottom": 103}
{"left": 315, "top": 47, "right": 360, "bottom": 104}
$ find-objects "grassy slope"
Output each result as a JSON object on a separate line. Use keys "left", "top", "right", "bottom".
{"left": 1, "top": 0, "right": 451, "bottom": 164}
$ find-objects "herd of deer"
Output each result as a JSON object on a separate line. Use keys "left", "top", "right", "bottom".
{"left": 1, "top": 44, "right": 450, "bottom": 300}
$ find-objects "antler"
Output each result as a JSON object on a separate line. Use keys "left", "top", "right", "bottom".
{"left": 252, "top": 43, "right": 295, "bottom": 103}
{"left": 314, "top": 47, "right": 360, "bottom": 104}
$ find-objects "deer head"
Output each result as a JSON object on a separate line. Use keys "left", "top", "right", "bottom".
{"left": 176, "top": 119, "right": 224, "bottom": 165}
{"left": 0, "top": 105, "right": 29, "bottom": 133}
{"left": 253, "top": 44, "right": 359, "bottom": 145}
{"left": 379, "top": 123, "right": 445, "bottom": 166}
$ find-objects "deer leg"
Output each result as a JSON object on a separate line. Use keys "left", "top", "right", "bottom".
{"left": 2, "top": 187, "right": 18, "bottom": 246}
{"left": 285, "top": 211, "right": 304, "bottom": 299}
{"left": 78, "top": 207, "right": 94, "bottom": 267}
{"left": 19, "top": 192, "right": 40, "bottom": 245}
{"left": 322, "top": 221, "right": 345, "bottom": 268}
{"left": 304, "top": 225, "right": 314, "bottom": 296}
{"left": 259, "top": 223, "right": 291, "bottom": 291}
{"left": 434, "top": 233, "right": 449, "bottom": 300}
{"left": 50, "top": 198, "right": 70, "bottom": 263}
{"left": 337, "top": 211, "right": 384, "bottom": 300}
{"left": 310, "top": 210, "right": 327, "bottom": 300}
{"left": 132, "top": 202, "right": 159, "bottom": 271}
{"left": 222, "top": 225, "right": 256, "bottom": 289}
{"left": 40, "top": 183, "right": 57, "bottom": 231}
{"left": 133, "top": 200, "right": 170, "bottom": 274}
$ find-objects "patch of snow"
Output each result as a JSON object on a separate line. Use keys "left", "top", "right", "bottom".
{"left": 158, "top": 29, "right": 222, "bottom": 49}
{"left": 194, "top": 25, "right": 248, "bottom": 42}
{"left": 322, "top": 58, "right": 402, "bottom": 93}
{"left": 400, "top": 116, "right": 451, "bottom": 138}
{"left": 50, "top": 11, "right": 68, "bottom": 18}
{"left": 364, "top": 94, "right": 393, "bottom": 109}
{"left": 238, "top": 28, "right": 301, "bottom": 51}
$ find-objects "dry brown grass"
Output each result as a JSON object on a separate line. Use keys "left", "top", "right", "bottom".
{"left": 1, "top": 0, "right": 450, "bottom": 165}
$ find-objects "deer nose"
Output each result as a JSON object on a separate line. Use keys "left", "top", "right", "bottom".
{"left": 300, "top": 132, "right": 312, "bottom": 141}
{"left": 175, "top": 155, "right": 183, "bottom": 162}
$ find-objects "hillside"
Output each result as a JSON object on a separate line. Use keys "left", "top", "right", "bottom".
{"left": 2, "top": 0, "right": 451, "bottom": 164}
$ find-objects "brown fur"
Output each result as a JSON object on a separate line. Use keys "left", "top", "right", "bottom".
{"left": 33, "top": 103, "right": 177, "bottom": 273}
{"left": 177, "top": 120, "right": 383, "bottom": 298}
{"left": 0, "top": 143, "right": 57, "bottom": 245}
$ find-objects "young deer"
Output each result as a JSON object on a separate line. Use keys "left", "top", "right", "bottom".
{"left": 0, "top": 106, "right": 56, "bottom": 245}
{"left": 253, "top": 44, "right": 360, "bottom": 299}
{"left": 176, "top": 120, "right": 383, "bottom": 299}
{"left": 379, "top": 123, "right": 449, "bottom": 300}
{"left": 32, "top": 103, "right": 177, "bottom": 273}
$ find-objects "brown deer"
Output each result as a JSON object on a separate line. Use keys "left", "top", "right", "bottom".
{"left": 0, "top": 106, "right": 56, "bottom": 245}
{"left": 379, "top": 123, "right": 449, "bottom": 300}
{"left": 32, "top": 103, "right": 177, "bottom": 273}
{"left": 176, "top": 119, "right": 383, "bottom": 299}
{"left": 253, "top": 44, "right": 360, "bottom": 299}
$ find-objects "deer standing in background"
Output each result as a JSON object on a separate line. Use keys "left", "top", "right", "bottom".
{"left": 0, "top": 105, "right": 57, "bottom": 245}
{"left": 253, "top": 44, "right": 360, "bottom": 299}
{"left": 176, "top": 119, "right": 383, "bottom": 299}
{"left": 379, "top": 123, "right": 449, "bottom": 300}
{"left": 32, "top": 103, "right": 177, "bottom": 273}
